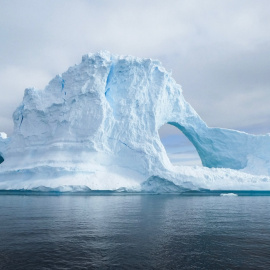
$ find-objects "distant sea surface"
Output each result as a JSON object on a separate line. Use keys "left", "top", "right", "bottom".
{"left": 0, "top": 194, "right": 270, "bottom": 269}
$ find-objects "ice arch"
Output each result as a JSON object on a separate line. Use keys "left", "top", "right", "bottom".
{"left": 166, "top": 119, "right": 246, "bottom": 170}
{"left": 166, "top": 119, "right": 270, "bottom": 171}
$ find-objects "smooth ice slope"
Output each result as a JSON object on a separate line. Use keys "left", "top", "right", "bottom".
{"left": 0, "top": 51, "right": 270, "bottom": 191}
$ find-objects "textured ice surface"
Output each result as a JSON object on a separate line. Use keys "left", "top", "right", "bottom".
{"left": 1, "top": 51, "right": 270, "bottom": 192}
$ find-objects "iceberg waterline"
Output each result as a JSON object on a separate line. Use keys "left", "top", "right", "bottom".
{"left": 0, "top": 51, "right": 270, "bottom": 192}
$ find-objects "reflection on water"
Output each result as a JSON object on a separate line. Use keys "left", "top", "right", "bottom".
{"left": 0, "top": 195, "right": 270, "bottom": 269}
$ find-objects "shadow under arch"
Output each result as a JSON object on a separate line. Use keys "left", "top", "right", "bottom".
{"left": 0, "top": 154, "right": 4, "bottom": 165}
{"left": 159, "top": 123, "right": 202, "bottom": 166}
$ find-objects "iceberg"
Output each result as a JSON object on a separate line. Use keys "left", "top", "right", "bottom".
{"left": 1, "top": 51, "right": 270, "bottom": 192}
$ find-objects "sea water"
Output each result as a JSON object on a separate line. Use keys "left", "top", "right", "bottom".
{"left": 0, "top": 194, "right": 270, "bottom": 269}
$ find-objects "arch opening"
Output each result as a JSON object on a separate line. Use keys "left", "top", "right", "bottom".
{"left": 158, "top": 123, "right": 202, "bottom": 166}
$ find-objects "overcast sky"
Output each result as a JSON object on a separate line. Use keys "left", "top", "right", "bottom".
{"left": 1, "top": 0, "right": 270, "bottom": 137}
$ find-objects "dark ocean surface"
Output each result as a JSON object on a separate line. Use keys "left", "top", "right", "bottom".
{"left": 0, "top": 194, "right": 270, "bottom": 269}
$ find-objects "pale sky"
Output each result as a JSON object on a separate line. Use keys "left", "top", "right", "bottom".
{"left": 1, "top": 0, "right": 270, "bottom": 138}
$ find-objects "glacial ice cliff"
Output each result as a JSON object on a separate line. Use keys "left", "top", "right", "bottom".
{"left": 0, "top": 51, "right": 270, "bottom": 191}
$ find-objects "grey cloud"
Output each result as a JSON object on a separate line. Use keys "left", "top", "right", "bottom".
{"left": 165, "top": 45, "right": 270, "bottom": 131}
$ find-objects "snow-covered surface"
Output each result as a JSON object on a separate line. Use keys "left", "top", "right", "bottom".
{"left": 1, "top": 51, "right": 270, "bottom": 192}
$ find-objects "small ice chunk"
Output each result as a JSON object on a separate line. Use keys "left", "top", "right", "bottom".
{"left": 220, "top": 193, "right": 238, "bottom": 196}
{"left": 0, "top": 132, "right": 7, "bottom": 139}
